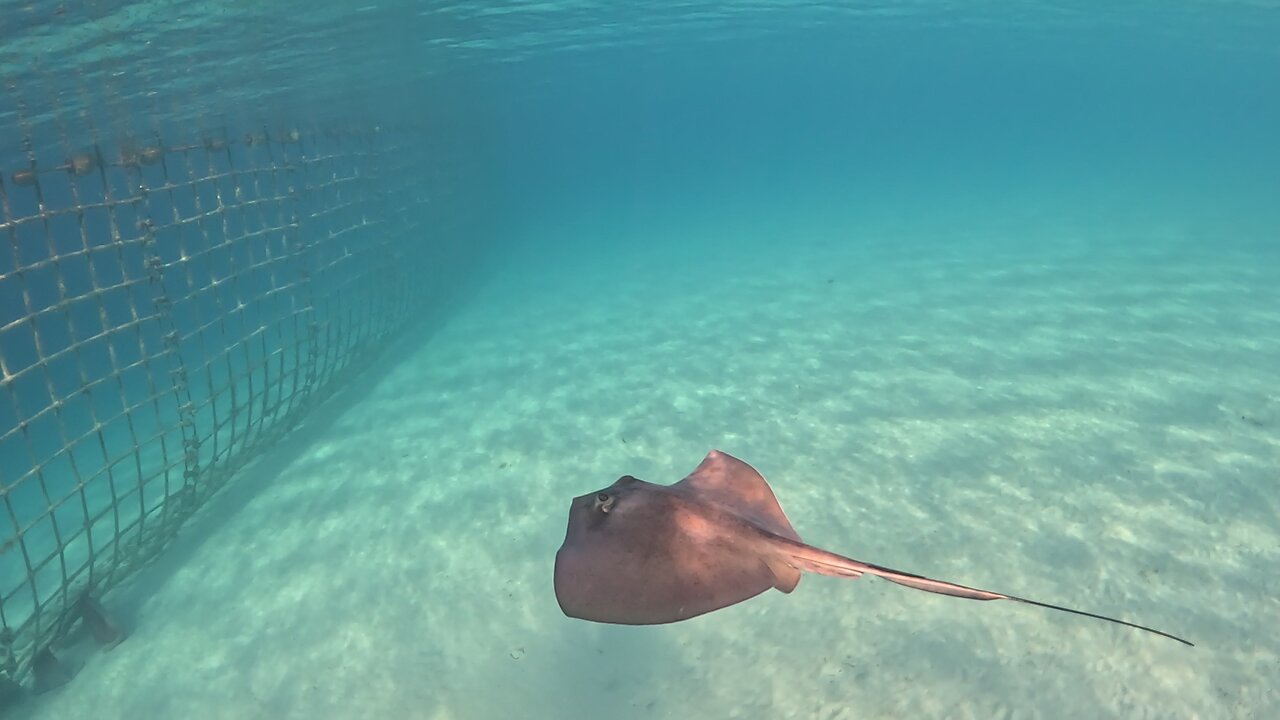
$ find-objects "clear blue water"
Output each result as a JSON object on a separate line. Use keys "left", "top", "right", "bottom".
{"left": 457, "top": 7, "right": 1280, "bottom": 252}
{"left": 3, "top": 1, "right": 1279, "bottom": 718}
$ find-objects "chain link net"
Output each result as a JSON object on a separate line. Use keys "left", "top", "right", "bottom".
{"left": 0, "top": 2, "right": 471, "bottom": 696}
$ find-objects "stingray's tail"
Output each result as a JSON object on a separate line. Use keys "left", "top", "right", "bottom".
{"left": 998, "top": 595, "right": 1193, "bottom": 646}
{"left": 773, "top": 537, "right": 1193, "bottom": 646}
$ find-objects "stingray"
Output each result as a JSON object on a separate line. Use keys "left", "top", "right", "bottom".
{"left": 554, "top": 450, "right": 1192, "bottom": 646}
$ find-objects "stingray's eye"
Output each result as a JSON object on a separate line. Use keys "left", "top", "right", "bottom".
{"left": 594, "top": 492, "right": 616, "bottom": 514}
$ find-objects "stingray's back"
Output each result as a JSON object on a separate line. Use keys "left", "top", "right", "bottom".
{"left": 555, "top": 478, "right": 785, "bottom": 625}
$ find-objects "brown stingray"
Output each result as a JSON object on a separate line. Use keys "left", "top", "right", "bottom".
{"left": 554, "top": 450, "right": 1192, "bottom": 646}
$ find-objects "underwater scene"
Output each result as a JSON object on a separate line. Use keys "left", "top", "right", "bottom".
{"left": 1, "top": 1, "right": 1278, "bottom": 718}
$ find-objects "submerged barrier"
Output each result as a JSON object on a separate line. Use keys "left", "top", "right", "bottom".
{"left": 0, "top": 115, "right": 465, "bottom": 697}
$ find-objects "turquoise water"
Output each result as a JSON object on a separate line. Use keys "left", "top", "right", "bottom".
{"left": 5, "top": 1, "right": 1280, "bottom": 718}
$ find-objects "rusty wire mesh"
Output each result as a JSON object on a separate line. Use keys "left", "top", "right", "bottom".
{"left": 0, "top": 0, "right": 470, "bottom": 690}
{"left": 0, "top": 118, "right": 438, "bottom": 690}
{"left": 0, "top": 1, "right": 478, "bottom": 696}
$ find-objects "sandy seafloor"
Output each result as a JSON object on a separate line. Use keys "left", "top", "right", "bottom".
{"left": 18, "top": 215, "right": 1280, "bottom": 720}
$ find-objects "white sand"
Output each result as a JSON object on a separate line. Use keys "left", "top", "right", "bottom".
{"left": 19, "top": 219, "right": 1280, "bottom": 719}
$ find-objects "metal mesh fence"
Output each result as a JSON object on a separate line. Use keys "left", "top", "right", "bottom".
{"left": 0, "top": 114, "right": 463, "bottom": 693}
{"left": 0, "top": 0, "right": 482, "bottom": 697}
